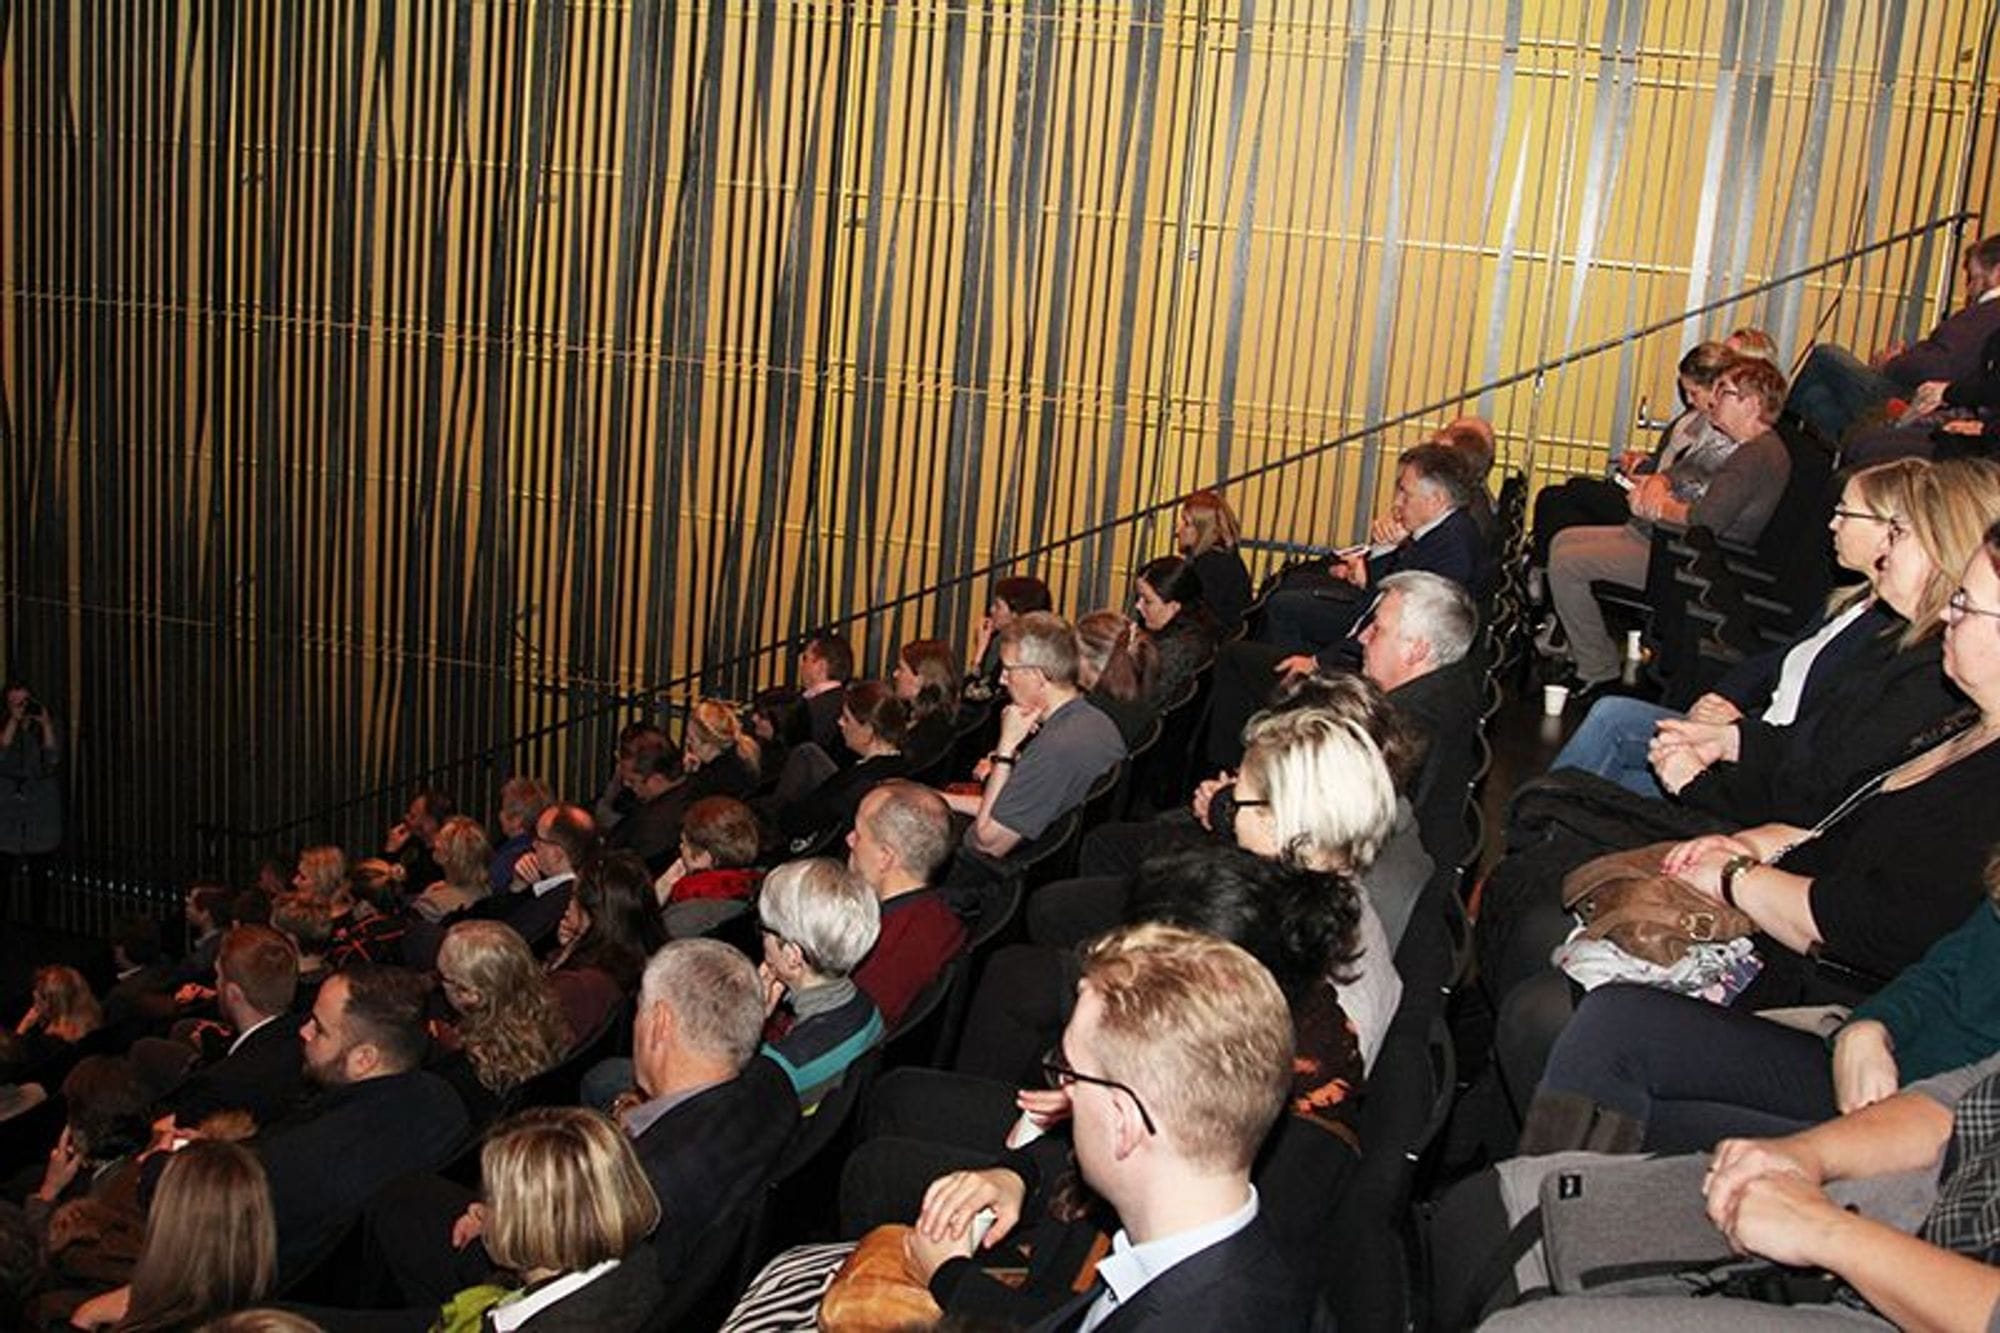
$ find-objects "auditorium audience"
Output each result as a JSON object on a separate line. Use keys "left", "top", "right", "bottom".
{"left": 546, "top": 850, "right": 663, "bottom": 1039}
{"left": 1547, "top": 353, "right": 1792, "bottom": 696}
{"left": 483, "top": 804, "right": 596, "bottom": 954}
{"left": 1550, "top": 456, "right": 1924, "bottom": 799}
{"left": 489, "top": 776, "right": 554, "bottom": 893}
{"left": 433, "top": 1108, "right": 663, "bottom": 1331}
{"left": 370, "top": 940, "right": 797, "bottom": 1306}
{"left": 1256, "top": 439, "right": 1485, "bottom": 658}
{"left": 6, "top": 965, "right": 106, "bottom": 1086}
{"left": 1787, "top": 231, "right": 2000, "bottom": 443}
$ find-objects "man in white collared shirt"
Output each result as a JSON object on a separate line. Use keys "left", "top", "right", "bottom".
{"left": 909, "top": 924, "right": 1333, "bottom": 1332}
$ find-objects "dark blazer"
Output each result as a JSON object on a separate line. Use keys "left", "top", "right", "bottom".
{"left": 476, "top": 874, "right": 576, "bottom": 955}
{"left": 163, "top": 1011, "right": 307, "bottom": 1128}
{"left": 1024, "top": 1215, "right": 1334, "bottom": 1333}
{"left": 1365, "top": 504, "right": 1486, "bottom": 595}
{"left": 779, "top": 751, "right": 912, "bottom": 841}
{"left": 1192, "top": 546, "right": 1254, "bottom": 632}
{"left": 636, "top": 1053, "right": 801, "bottom": 1284}
{"left": 806, "top": 688, "right": 855, "bottom": 766}
{"left": 259, "top": 1068, "right": 471, "bottom": 1282}
{"left": 1709, "top": 600, "right": 1882, "bottom": 709}
{"left": 1679, "top": 614, "right": 1964, "bottom": 827}
{"left": 1387, "top": 657, "right": 1485, "bottom": 868}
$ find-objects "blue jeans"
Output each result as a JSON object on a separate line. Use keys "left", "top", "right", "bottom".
{"left": 1786, "top": 344, "right": 1900, "bottom": 444}
{"left": 1550, "top": 695, "right": 1679, "bottom": 799}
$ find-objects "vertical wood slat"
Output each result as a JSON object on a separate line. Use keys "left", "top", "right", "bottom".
{"left": 1, "top": 1, "right": 1998, "bottom": 893}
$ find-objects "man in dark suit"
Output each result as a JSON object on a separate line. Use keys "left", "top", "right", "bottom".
{"left": 159, "top": 923, "right": 307, "bottom": 1128}
{"left": 1256, "top": 439, "right": 1487, "bottom": 657}
{"left": 906, "top": 924, "right": 1332, "bottom": 1331}
{"left": 465, "top": 802, "right": 597, "bottom": 958}
{"left": 101, "top": 916, "right": 178, "bottom": 1041}
{"left": 260, "top": 964, "right": 470, "bottom": 1283}
{"left": 365, "top": 937, "right": 800, "bottom": 1307}
{"left": 800, "top": 632, "right": 857, "bottom": 766}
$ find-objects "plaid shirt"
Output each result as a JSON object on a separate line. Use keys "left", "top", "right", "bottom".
{"left": 1919, "top": 1067, "right": 2000, "bottom": 1263}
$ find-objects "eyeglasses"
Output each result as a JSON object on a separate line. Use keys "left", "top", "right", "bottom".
{"left": 1832, "top": 507, "right": 1904, "bottom": 536}
{"left": 1042, "top": 1047, "right": 1158, "bottom": 1136}
{"left": 997, "top": 660, "right": 1043, "bottom": 679}
{"left": 1946, "top": 588, "right": 2000, "bottom": 623}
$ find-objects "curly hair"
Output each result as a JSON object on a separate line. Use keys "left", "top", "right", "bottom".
{"left": 436, "top": 922, "right": 572, "bottom": 1096}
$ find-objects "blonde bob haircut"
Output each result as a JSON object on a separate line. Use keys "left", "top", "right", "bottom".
{"left": 1178, "top": 489, "right": 1242, "bottom": 556}
{"left": 480, "top": 1107, "right": 662, "bottom": 1275}
{"left": 433, "top": 816, "right": 494, "bottom": 892}
{"left": 1237, "top": 708, "right": 1399, "bottom": 875}
{"left": 1078, "top": 922, "right": 1292, "bottom": 1174}
{"left": 1900, "top": 457, "right": 2000, "bottom": 646}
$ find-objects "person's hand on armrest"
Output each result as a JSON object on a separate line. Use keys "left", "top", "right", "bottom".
{"left": 1686, "top": 692, "right": 1744, "bottom": 725}
{"left": 906, "top": 1166, "right": 1029, "bottom": 1283}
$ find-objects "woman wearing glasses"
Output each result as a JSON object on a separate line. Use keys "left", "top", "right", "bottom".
{"left": 1551, "top": 457, "right": 1951, "bottom": 811}
{"left": 1520, "top": 507, "right": 2000, "bottom": 1155}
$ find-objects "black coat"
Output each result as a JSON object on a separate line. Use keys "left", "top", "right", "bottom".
{"left": 163, "top": 1011, "right": 308, "bottom": 1128}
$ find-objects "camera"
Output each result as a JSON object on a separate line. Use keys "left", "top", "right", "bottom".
{"left": 22, "top": 698, "right": 45, "bottom": 719}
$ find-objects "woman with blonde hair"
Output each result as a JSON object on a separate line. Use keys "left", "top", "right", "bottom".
{"left": 67, "top": 1139, "right": 276, "bottom": 1332}
{"left": 433, "top": 921, "right": 572, "bottom": 1126}
{"left": 680, "top": 698, "right": 761, "bottom": 798}
{"left": 409, "top": 816, "right": 494, "bottom": 923}
{"left": 1175, "top": 488, "right": 1252, "bottom": 631}
{"left": 290, "top": 846, "right": 348, "bottom": 906}
{"left": 4, "top": 964, "right": 105, "bottom": 1084}
{"left": 1556, "top": 456, "right": 1934, "bottom": 801}
{"left": 1647, "top": 457, "right": 1995, "bottom": 824}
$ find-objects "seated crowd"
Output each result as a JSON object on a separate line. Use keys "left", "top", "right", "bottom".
{"left": 10, "top": 249, "right": 2000, "bottom": 1332}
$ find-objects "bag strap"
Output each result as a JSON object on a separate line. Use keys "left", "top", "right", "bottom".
{"left": 1445, "top": 1205, "right": 1552, "bottom": 1331}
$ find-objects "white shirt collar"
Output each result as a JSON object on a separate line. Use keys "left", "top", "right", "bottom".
{"left": 531, "top": 869, "right": 576, "bottom": 898}
{"left": 802, "top": 679, "right": 842, "bottom": 698}
{"left": 487, "top": 1259, "right": 620, "bottom": 1331}
{"left": 1409, "top": 505, "right": 1458, "bottom": 542}
{"left": 1978, "top": 287, "right": 2000, "bottom": 305}
{"left": 226, "top": 1012, "right": 282, "bottom": 1057}
{"left": 1079, "top": 1187, "right": 1260, "bottom": 1332}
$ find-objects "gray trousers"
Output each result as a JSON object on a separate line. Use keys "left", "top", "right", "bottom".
{"left": 1549, "top": 524, "right": 1649, "bottom": 682}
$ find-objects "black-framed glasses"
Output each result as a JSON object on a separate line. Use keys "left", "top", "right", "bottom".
{"left": 1042, "top": 1048, "right": 1158, "bottom": 1136}
{"left": 996, "top": 660, "right": 1043, "bottom": 679}
{"left": 1946, "top": 588, "right": 2000, "bottom": 623}
{"left": 1831, "top": 506, "right": 1903, "bottom": 532}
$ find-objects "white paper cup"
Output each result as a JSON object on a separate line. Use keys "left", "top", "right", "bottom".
{"left": 1625, "top": 629, "right": 1644, "bottom": 661}
{"left": 1542, "top": 683, "right": 1569, "bottom": 717}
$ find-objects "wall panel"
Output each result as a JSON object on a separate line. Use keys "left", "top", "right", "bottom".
{"left": 2, "top": 0, "right": 1997, "bottom": 892}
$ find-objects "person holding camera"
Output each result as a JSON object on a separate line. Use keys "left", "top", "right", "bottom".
{"left": 2, "top": 680, "right": 62, "bottom": 925}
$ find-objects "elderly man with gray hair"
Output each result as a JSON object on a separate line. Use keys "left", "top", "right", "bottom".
{"left": 756, "top": 857, "right": 885, "bottom": 1111}
{"left": 848, "top": 780, "right": 968, "bottom": 1028}
{"left": 364, "top": 938, "right": 799, "bottom": 1307}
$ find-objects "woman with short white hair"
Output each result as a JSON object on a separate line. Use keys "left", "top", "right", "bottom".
{"left": 755, "top": 858, "right": 884, "bottom": 1112}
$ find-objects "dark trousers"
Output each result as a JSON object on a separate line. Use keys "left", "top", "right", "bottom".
{"left": 1530, "top": 476, "right": 1630, "bottom": 567}
{"left": 951, "top": 945, "right": 1082, "bottom": 1084}
{"left": 1259, "top": 585, "right": 1369, "bottom": 655}
{"left": 841, "top": 1067, "right": 1022, "bottom": 1237}
{"left": 1537, "top": 983, "right": 1836, "bottom": 1153}
{"left": 1206, "top": 639, "right": 1292, "bottom": 769}
{"left": 361, "top": 1171, "right": 492, "bottom": 1308}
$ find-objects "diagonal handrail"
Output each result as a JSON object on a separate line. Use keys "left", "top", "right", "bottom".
{"left": 206, "top": 211, "right": 1974, "bottom": 843}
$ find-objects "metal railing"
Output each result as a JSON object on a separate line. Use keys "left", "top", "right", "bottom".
{"left": 192, "top": 210, "right": 1976, "bottom": 867}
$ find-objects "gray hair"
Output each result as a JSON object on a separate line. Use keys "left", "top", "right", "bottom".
{"left": 1000, "top": 612, "right": 1081, "bottom": 686}
{"left": 861, "top": 780, "right": 955, "bottom": 881}
{"left": 638, "top": 939, "right": 766, "bottom": 1070}
{"left": 757, "top": 858, "right": 881, "bottom": 978}
{"left": 1378, "top": 570, "right": 1476, "bottom": 667}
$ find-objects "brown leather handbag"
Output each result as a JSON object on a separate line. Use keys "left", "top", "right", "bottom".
{"left": 1560, "top": 841, "right": 1757, "bottom": 966}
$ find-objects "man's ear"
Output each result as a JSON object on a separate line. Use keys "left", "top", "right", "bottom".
{"left": 1111, "top": 1093, "right": 1148, "bottom": 1162}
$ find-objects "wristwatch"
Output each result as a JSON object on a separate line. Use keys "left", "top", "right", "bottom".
{"left": 1719, "top": 854, "right": 1759, "bottom": 909}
